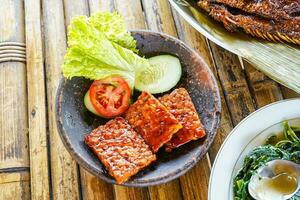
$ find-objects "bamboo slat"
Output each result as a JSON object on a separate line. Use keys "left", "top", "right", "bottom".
{"left": 243, "top": 61, "right": 283, "bottom": 107}
{"left": 240, "top": 60, "right": 283, "bottom": 107}
{"left": 114, "top": 0, "right": 147, "bottom": 29}
{"left": 209, "top": 43, "right": 256, "bottom": 125}
{"left": 142, "top": 0, "right": 177, "bottom": 37}
{"left": 80, "top": 170, "right": 114, "bottom": 200}
{"left": 148, "top": 182, "right": 183, "bottom": 200}
{"left": 0, "top": 0, "right": 28, "bottom": 170}
{"left": 114, "top": 186, "right": 150, "bottom": 200}
{"left": 0, "top": 2, "right": 24, "bottom": 42}
{"left": 24, "top": 0, "right": 50, "bottom": 199}
{"left": 0, "top": 172, "right": 30, "bottom": 200}
{"left": 42, "top": 0, "right": 80, "bottom": 199}
{"left": 179, "top": 155, "right": 211, "bottom": 200}
{"left": 0, "top": 62, "right": 28, "bottom": 170}
{"left": 208, "top": 43, "right": 284, "bottom": 127}
{"left": 64, "top": 0, "right": 89, "bottom": 26}
{"left": 0, "top": 1, "right": 30, "bottom": 199}
{"left": 281, "top": 87, "right": 300, "bottom": 99}
{"left": 88, "top": 0, "right": 113, "bottom": 13}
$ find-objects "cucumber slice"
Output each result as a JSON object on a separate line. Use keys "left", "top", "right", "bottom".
{"left": 84, "top": 90, "right": 100, "bottom": 116}
{"left": 135, "top": 55, "right": 182, "bottom": 94}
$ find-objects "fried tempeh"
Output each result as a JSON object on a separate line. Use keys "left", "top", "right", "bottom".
{"left": 125, "top": 92, "right": 182, "bottom": 152}
{"left": 85, "top": 117, "right": 156, "bottom": 184}
{"left": 159, "top": 88, "right": 206, "bottom": 152}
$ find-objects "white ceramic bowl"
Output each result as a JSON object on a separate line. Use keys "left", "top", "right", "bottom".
{"left": 208, "top": 98, "right": 300, "bottom": 200}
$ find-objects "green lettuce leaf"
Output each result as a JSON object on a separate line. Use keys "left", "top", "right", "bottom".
{"left": 62, "top": 14, "right": 149, "bottom": 89}
{"left": 89, "top": 12, "right": 137, "bottom": 52}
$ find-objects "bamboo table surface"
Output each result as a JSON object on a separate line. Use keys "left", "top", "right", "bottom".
{"left": 1, "top": 0, "right": 299, "bottom": 199}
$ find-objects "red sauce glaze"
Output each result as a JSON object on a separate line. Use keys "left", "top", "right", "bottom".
{"left": 85, "top": 117, "right": 156, "bottom": 184}
{"left": 159, "top": 88, "right": 206, "bottom": 152}
{"left": 125, "top": 92, "right": 182, "bottom": 153}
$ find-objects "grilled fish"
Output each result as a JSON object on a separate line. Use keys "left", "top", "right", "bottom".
{"left": 198, "top": 0, "right": 300, "bottom": 44}
{"left": 208, "top": 0, "right": 300, "bottom": 20}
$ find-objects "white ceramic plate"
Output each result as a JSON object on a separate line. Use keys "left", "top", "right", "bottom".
{"left": 208, "top": 98, "right": 300, "bottom": 200}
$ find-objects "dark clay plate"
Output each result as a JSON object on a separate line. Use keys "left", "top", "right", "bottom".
{"left": 56, "top": 30, "right": 221, "bottom": 187}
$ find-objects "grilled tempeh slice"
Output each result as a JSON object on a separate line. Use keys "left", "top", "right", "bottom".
{"left": 198, "top": 0, "right": 300, "bottom": 44}
{"left": 159, "top": 88, "right": 206, "bottom": 152}
{"left": 85, "top": 117, "right": 156, "bottom": 184}
{"left": 125, "top": 92, "right": 182, "bottom": 152}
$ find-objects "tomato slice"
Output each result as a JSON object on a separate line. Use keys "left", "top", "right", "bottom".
{"left": 89, "top": 76, "right": 131, "bottom": 118}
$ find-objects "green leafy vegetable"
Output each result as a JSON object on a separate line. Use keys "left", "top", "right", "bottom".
{"left": 62, "top": 12, "right": 149, "bottom": 89}
{"left": 233, "top": 121, "right": 300, "bottom": 200}
{"left": 89, "top": 12, "right": 137, "bottom": 52}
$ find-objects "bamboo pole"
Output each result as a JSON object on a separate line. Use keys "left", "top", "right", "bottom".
{"left": 24, "top": 0, "right": 50, "bottom": 199}
{"left": 0, "top": 0, "right": 30, "bottom": 199}
{"left": 42, "top": 0, "right": 80, "bottom": 198}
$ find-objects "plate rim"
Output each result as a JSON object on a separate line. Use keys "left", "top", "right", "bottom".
{"left": 55, "top": 29, "right": 222, "bottom": 187}
{"left": 208, "top": 98, "right": 300, "bottom": 199}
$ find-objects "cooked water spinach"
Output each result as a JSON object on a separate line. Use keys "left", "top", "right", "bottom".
{"left": 233, "top": 121, "right": 300, "bottom": 200}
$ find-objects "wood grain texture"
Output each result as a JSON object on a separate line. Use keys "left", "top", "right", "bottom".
{"left": 243, "top": 61, "right": 283, "bottom": 107}
{"left": 281, "top": 87, "right": 300, "bottom": 99}
{"left": 42, "top": 0, "right": 80, "bottom": 199}
{"left": 0, "top": 172, "right": 30, "bottom": 199}
{"left": 179, "top": 155, "right": 211, "bottom": 200}
{"left": 208, "top": 98, "right": 233, "bottom": 161}
{"left": 148, "top": 182, "right": 183, "bottom": 200}
{"left": 0, "top": 3, "right": 29, "bottom": 199}
{"left": 142, "top": 0, "right": 177, "bottom": 37}
{"left": 88, "top": 0, "right": 113, "bottom": 12}
{"left": 80, "top": 170, "right": 115, "bottom": 200}
{"left": 114, "top": 186, "right": 150, "bottom": 200}
{"left": 64, "top": 0, "right": 90, "bottom": 26}
{"left": 114, "top": 0, "right": 146, "bottom": 29}
{"left": 209, "top": 43, "right": 256, "bottom": 125}
{"left": 173, "top": 14, "right": 213, "bottom": 66}
{"left": 0, "top": 0, "right": 29, "bottom": 171}
{"left": 24, "top": 0, "right": 50, "bottom": 199}
{"left": 0, "top": 1, "right": 25, "bottom": 42}
{"left": 0, "top": 62, "right": 29, "bottom": 170}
